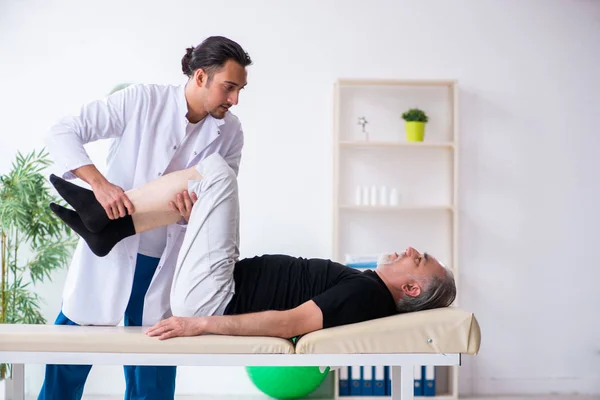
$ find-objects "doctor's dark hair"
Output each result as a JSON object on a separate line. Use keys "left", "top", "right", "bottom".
{"left": 181, "top": 36, "right": 252, "bottom": 83}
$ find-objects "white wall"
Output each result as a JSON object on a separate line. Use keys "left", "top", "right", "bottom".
{"left": 1, "top": 0, "right": 599, "bottom": 397}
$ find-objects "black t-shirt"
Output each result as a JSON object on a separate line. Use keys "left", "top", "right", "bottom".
{"left": 223, "top": 254, "right": 398, "bottom": 329}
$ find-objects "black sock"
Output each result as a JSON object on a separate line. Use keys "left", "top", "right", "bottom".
{"left": 50, "top": 203, "right": 136, "bottom": 257}
{"left": 49, "top": 174, "right": 110, "bottom": 233}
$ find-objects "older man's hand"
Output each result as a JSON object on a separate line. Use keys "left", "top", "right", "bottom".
{"left": 145, "top": 316, "right": 204, "bottom": 340}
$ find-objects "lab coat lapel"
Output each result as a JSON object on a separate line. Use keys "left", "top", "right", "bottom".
{"left": 132, "top": 114, "right": 186, "bottom": 189}
{"left": 132, "top": 84, "right": 188, "bottom": 189}
{"left": 186, "top": 115, "right": 225, "bottom": 167}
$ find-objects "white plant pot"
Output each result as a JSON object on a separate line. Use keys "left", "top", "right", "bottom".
{"left": 1, "top": 377, "right": 14, "bottom": 400}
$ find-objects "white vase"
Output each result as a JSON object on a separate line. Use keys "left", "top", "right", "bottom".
{"left": 1, "top": 377, "right": 15, "bottom": 400}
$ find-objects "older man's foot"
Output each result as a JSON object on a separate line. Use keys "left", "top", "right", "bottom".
{"left": 49, "top": 174, "right": 110, "bottom": 233}
{"left": 49, "top": 203, "right": 135, "bottom": 257}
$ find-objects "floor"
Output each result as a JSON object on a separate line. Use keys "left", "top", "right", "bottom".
{"left": 61, "top": 396, "right": 600, "bottom": 400}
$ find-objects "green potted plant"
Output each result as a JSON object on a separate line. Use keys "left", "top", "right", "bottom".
{"left": 401, "top": 108, "right": 429, "bottom": 142}
{"left": 0, "top": 149, "right": 77, "bottom": 381}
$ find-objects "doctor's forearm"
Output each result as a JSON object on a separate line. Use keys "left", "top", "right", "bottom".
{"left": 73, "top": 164, "right": 109, "bottom": 187}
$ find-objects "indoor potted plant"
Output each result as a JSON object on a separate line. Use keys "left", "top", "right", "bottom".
{"left": 401, "top": 108, "right": 429, "bottom": 142}
{"left": 0, "top": 149, "right": 76, "bottom": 389}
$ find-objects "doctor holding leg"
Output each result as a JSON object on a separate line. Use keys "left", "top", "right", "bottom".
{"left": 38, "top": 36, "right": 252, "bottom": 400}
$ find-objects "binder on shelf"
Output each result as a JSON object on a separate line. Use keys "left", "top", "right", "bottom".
{"left": 423, "top": 365, "right": 436, "bottom": 396}
{"left": 385, "top": 366, "right": 391, "bottom": 395}
{"left": 349, "top": 365, "right": 362, "bottom": 396}
{"left": 362, "top": 365, "right": 373, "bottom": 395}
{"left": 373, "top": 365, "right": 386, "bottom": 396}
{"left": 414, "top": 365, "right": 423, "bottom": 396}
{"left": 338, "top": 366, "right": 349, "bottom": 396}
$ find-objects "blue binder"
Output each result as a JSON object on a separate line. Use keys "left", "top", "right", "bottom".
{"left": 385, "top": 366, "right": 391, "bottom": 395}
{"left": 349, "top": 365, "right": 362, "bottom": 396}
{"left": 414, "top": 366, "right": 423, "bottom": 396}
{"left": 423, "top": 366, "right": 435, "bottom": 396}
{"left": 373, "top": 365, "right": 386, "bottom": 396}
{"left": 338, "top": 366, "right": 349, "bottom": 396}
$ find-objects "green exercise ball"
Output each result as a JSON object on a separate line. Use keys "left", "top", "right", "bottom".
{"left": 246, "top": 366, "right": 330, "bottom": 399}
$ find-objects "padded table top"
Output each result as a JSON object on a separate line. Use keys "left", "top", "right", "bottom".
{"left": 296, "top": 307, "right": 481, "bottom": 355}
{"left": 0, "top": 307, "right": 480, "bottom": 355}
{"left": 0, "top": 324, "right": 295, "bottom": 354}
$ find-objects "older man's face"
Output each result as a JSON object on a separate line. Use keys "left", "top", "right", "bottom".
{"left": 381, "top": 247, "right": 445, "bottom": 280}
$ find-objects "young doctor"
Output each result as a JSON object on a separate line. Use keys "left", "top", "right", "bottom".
{"left": 37, "top": 36, "right": 252, "bottom": 400}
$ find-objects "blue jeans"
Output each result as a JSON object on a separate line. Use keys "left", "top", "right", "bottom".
{"left": 37, "top": 254, "right": 177, "bottom": 400}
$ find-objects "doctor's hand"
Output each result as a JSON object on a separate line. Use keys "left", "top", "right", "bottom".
{"left": 170, "top": 190, "right": 198, "bottom": 223}
{"left": 145, "top": 316, "right": 205, "bottom": 340}
{"left": 91, "top": 180, "right": 135, "bottom": 220}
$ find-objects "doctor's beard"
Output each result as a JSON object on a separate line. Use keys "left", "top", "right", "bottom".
{"left": 210, "top": 104, "right": 230, "bottom": 119}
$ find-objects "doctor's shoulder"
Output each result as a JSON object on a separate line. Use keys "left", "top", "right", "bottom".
{"left": 107, "top": 83, "right": 180, "bottom": 107}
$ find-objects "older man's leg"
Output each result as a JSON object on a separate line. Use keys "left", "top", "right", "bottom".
{"left": 170, "top": 153, "right": 239, "bottom": 317}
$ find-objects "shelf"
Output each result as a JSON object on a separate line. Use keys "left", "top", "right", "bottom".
{"left": 333, "top": 78, "right": 460, "bottom": 399}
{"left": 339, "top": 141, "right": 454, "bottom": 149}
{"left": 340, "top": 205, "right": 454, "bottom": 212}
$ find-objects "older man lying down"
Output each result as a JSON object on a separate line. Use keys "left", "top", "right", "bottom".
{"left": 49, "top": 153, "right": 456, "bottom": 340}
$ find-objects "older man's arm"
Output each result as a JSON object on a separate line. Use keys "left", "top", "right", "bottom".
{"left": 145, "top": 300, "right": 323, "bottom": 340}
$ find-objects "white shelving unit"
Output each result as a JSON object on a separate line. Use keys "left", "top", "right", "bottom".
{"left": 331, "top": 79, "right": 460, "bottom": 399}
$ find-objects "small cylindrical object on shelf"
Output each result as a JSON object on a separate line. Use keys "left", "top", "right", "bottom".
{"left": 355, "top": 185, "right": 363, "bottom": 206}
{"left": 370, "top": 185, "right": 378, "bottom": 206}
{"left": 362, "top": 186, "right": 370, "bottom": 206}
{"left": 379, "top": 185, "right": 388, "bottom": 206}
{"left": 390, "top": 188, "right": 399, "bottom": 206}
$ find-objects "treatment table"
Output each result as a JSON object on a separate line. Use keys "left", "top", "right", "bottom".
{"left": 0, "top": 307, "right": 480, "bottom": 399}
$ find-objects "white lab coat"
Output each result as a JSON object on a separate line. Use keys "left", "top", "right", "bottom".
{"left": 45, "top": 83, "right": 244, "bottom": 326}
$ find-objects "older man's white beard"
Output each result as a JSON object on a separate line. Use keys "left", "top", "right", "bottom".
{"left": 377, "top": 252, "right": 403, "bottom": 265}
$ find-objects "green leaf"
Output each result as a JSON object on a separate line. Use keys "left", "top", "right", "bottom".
{"left": 28, "top": 236, "right": 78, "bottom": 283}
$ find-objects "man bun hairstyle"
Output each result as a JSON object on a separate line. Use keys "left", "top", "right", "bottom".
{"left": 181, "top": 47, "right": 195, "bottom": 76}
{"left": 181, "top": 36, "right": 252, "bottom": 84}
